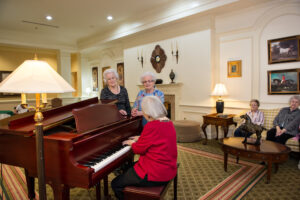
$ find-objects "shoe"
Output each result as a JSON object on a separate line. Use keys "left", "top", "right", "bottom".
{"left": 260, "top": 161, "right": 265, "bottom": 165}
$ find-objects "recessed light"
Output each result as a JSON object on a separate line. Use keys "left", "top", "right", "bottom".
{"left": 46, "top": 15, "right": 53, "bottom": 21}
{"left": 107, "top": 15, "right": 113, "bottom": 21}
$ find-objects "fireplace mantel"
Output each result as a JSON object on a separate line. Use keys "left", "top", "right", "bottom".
{"left": 137, "top": 83, "right": 182, "bottom": 120}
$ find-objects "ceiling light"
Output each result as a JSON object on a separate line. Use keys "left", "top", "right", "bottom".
{"left": 107, "top": 15, "right": 113, "bottom": 21}
{"left": 46, "top": 15, "right": 53, "bottom": 21}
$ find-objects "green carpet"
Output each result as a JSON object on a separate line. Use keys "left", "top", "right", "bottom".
{"left": 1, "top": 139, "right": 299, "bottom": 199}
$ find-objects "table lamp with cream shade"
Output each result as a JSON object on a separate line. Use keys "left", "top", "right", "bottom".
{"left": 211, "top": 83, "right": 228, "bottom": 114}
{"left": 0, "top": 58, "right": 75, "bottom": 200}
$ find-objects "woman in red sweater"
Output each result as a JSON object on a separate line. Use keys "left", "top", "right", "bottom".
{"left": 111, "top": 96, "right": 177, "bottom": 200}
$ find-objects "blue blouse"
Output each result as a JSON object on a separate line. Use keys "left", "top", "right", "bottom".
{"left": 133, "top": 89, "right": 165, "bottom": 111}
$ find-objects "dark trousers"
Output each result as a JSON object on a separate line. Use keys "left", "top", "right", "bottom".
{"left": 266, "top": 128, "right": 294, "bottom": 145}
{"left": 234, "top": 127, "right": 253, "bottom": 137}
{"left": 111, "top": 167, "right": 168, "bottom": 200}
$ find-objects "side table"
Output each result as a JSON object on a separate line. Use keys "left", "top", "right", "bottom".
{"left": 201, "top": 113, "right": 237, "bottom": 145}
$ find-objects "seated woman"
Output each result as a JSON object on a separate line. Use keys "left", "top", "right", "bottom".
{"left": 266, "top": 95, "right": 300, "bottom": 145}
{"left": 111, "top": 96, "right": 177, "bottom": 200}
{"left": 131, "top": 71, "right": 164, "bottom": 125}
{"left": 234, "top": 99, "right": 264, "bottom": 137}
{"left": 100, "top": 68, "right": 131, "bottom": 116}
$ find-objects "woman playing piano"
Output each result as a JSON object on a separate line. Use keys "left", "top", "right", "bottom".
{"left": 100, "top": 68, "right": 131, "bottom": 116}
{"left": 112, "top": 96, "right": 177, "bottom": 200}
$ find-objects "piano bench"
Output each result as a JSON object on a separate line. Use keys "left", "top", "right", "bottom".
{"left": 124, "top": 164, "right": 179, "bottom": 200}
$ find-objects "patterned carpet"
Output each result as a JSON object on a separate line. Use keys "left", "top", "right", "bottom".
{"left": 1, "top": 139, "right": 299, "bottom": 199}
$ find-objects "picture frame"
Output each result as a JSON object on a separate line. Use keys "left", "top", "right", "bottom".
{"left": 102, "top": 66, "right": 111, "bottom": 88}
{"left": 0, "top": 71, "right": 20, "bottom": 97}
{"left": 117, "top": 62, "right": 124, "bottom": 87}
{"left": 227, "top": 60, "right": 242, "bottom": 78}
{"left": 267, "top": 68, "right": 300, "bottom": 94}
{"left": 92, "top": 67, "right": 98, "bottom": 91}
{"left": 268, "top": 35, "right": 300, "bottom": 64}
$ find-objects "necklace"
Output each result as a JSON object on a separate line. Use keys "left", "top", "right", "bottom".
{"left": 109, "top": 85, "right": 120, "bottom": 95}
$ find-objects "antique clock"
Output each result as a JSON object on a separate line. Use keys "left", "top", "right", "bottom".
{"left": 150, "top": 45, "right": 167, "bottom": 73}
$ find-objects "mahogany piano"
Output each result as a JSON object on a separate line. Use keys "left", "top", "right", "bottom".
{"left": 0, "top": 97, "right": 143, "bottom": 199}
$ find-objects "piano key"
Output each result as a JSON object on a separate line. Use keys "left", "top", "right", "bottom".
{"left": 91, "top": 146, "right": 131, "bottom": 172}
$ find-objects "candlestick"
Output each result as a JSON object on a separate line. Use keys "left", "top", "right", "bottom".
{"left": 41, "top": 93, "right": 47, "bottom": 104}
{"left": 21, "top": 93, "right": 27, "bottom": 104}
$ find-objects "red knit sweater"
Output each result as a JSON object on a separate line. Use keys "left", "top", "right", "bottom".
{"left": 132, "top": 120, "right": 177, "bottom": 182}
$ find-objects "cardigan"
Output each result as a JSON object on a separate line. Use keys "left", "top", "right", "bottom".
{"left": 100, "top": 86, "right": 131, "bottom": 115}
{"left": 132, "top": 120, "right": 177, "bottom": 182}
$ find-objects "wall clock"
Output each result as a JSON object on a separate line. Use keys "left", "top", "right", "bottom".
{"left": 150, "top": 45, "right": 167, "bottom": 73}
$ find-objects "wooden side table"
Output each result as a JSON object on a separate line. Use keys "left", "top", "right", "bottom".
{"left": 201, "top": 113, "right": 237, "bottom": 144}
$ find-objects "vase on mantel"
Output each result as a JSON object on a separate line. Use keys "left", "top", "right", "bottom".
{"left": 169, "top": 69, "right": 175, "bottom": 83}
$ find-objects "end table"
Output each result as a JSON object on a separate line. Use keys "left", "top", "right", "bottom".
{"left": 201, "top": 113, "right": 237, "bottom": 144}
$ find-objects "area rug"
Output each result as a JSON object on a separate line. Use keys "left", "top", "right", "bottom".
{"left": 0, "top": 145, "right": 266, "bottom": 200}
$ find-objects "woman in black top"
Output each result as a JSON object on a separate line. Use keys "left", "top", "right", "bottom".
{"left": 100, "top": 69, "right": 131, "bottom": 116}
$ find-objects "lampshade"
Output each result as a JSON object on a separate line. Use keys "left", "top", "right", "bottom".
{"left": 0, "top": 60, "right": 75, "bottom": 93}
{"left": 211, "top": 83, "right": 228, "bottom": 96}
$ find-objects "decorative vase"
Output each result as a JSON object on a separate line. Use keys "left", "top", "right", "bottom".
{"left": 169, "top": 69, "right": 175, "bottom": 83}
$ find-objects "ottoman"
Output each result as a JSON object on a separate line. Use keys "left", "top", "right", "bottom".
{"left": 173, "top": 120, "right": 201, "bottom": 142}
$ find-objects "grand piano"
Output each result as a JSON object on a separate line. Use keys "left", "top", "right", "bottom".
{"left": 0, "top": 97, "right": 143, "bottom": 199}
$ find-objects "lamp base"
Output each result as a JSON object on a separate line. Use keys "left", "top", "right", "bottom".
{"left": 216, "top": 100, "right": 224, "bottom": 113}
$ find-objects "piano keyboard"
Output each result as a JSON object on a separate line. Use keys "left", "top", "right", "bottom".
{"left": 80, "top": 145, "right": 131, "bottom": 172}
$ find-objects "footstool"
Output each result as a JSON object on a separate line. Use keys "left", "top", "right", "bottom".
{"left": 173, "top": 120, "right": 201, "bottom": 142}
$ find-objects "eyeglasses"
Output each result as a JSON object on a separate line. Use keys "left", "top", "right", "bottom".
{"left": 142, "top": 80, "right": 154, "bottom": 84}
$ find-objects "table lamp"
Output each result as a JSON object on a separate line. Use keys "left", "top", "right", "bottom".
{"left": 211, "top": 83, "right": 228, "bottom": 113}
{"left": 0, "top": 57, "right": 75, "bottom": 199}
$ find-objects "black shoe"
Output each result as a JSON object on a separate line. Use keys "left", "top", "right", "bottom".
{"left": 260, "top": 161, "right": 265, "bottom": 165}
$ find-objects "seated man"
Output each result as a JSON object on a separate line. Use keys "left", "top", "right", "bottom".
{"left": 266, "top": 95, "right": 300, "bottom": 145}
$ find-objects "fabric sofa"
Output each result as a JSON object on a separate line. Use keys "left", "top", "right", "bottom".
{"left": 234, "top": 108, "right": 300, "bottom": 152}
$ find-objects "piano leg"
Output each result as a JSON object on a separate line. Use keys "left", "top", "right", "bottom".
{"left": 104, "top": 175, "right": 109, "bottom": 197}
{"left": 50, "top": 182, "right": 70, "bottom": 200}
{"left": 25, "top": 169, "right": 35, "bottom": 200}
{"left": 96, "top": 181, "right": 101, "bottom": 200}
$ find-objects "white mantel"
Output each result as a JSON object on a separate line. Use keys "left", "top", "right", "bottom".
{"left": 138, "top": 83, "right": 183, "bottom": 120}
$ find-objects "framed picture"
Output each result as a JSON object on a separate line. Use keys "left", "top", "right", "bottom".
{"left": 92, "top": 67, "right": 98, "bottom": 91}
{"left": 0, "top": 71, "right": 20, "bottom": 97}
{"left": 102, "top": 66, "right": 111, "bottom": 87}
{"left": 268, "top": 35, "right": 300, "bottom": 64}
{"left": 268, "top": 69, "right": 300, "bottom": 94}
{"left": 117, "top": 62, "right": 124, "bottom": 87}
{"left": 227, "top": 60, "right": 242, "bottom": 77}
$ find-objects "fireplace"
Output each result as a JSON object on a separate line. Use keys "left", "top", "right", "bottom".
{"left": 138, "top": 83, "right": 182, "bottom": 120}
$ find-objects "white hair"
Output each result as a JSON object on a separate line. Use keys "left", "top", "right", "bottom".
{"left": 141, "top": 96, "right": 167, "bottom": 119}
{"left": 140, "top": 71, "right": 156, "bottom": 83}
{"left": 289, "top": 95, "right": 300, "bottom": 104}
{"left": 103, "top": 68, "right": 119, "bottom": 83}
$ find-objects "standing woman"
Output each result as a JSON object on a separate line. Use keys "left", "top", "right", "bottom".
{"left": 100, "top": 68, "right": 131, "bottom": 116}
{"left": 131, "top": 71, "right": 164, "bottom": 125}
{"left": 111, "top": 96, "right": 177, "bottom": 200}
{"left": 234, "top": 99, "right": 264, "bottom": 137}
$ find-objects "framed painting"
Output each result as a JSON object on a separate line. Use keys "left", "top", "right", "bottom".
{"left": 227, "top": 60, "right": 242, "bottom": 77}
{"left": 117, "top": 62, "right": 124, "bottom": 87}
{"left": 268, "top": 69, "right": 300, "bottom": 94}
{"left": 268, "top": 35, "right": 300, "bottom": 64}
{"left": 0, "top": 71, "right": 20, "bottom": 97}
{"left": 102, "top": 66, "right": 111, "bottom": 87}
{"left": 92, "top": 67, "right": 98, "bottom": 91}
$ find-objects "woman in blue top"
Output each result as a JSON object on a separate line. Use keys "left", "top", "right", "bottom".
{"left": 131, "top": 71, "right": 164, "bottom": 126}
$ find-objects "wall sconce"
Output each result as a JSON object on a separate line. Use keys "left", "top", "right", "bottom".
{"left": 137, "top": 49, "right": 144, "bottom": 68}
{"left": 171, "top": 41, "right": 179, "bottom": 64}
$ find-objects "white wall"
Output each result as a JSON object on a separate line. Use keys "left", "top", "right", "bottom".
{"left": 124, "top": 30, "right": 212, "bottom": 106}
